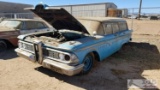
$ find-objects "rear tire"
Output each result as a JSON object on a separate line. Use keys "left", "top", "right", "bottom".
{"left": 0, "top": 41, "right": 7, "bottom": 52}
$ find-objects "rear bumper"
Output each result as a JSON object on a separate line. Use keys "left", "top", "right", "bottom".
{"left": 15, "top": 48, "right": 84, "bottom": 76}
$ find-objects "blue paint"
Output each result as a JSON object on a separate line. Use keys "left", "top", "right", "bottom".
{"left": 83, "top": 54, "right": 93, "bottom": 72}
{"left": 57, "top": 30, "right": 132, "bottom": 64}
{"left": 20, "top": 29, "right": 131, "bottom": 65}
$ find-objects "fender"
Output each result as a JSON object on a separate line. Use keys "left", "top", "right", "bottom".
{"left": 0, "top": 31, "right": 19, "bottom": 46}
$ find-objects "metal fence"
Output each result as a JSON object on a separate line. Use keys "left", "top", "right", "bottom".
{"left": 0, "top": 13, "right": 34, "bottom": 19}
{"left": 127, "top": 7, "right": 160, "bottom": 31}
{"left": 128, "top": 7, "right": 160, "bottom": 18}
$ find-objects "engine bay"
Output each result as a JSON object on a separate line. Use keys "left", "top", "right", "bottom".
{"left": 25, "top": 30, "right": 87, "bottom": 46}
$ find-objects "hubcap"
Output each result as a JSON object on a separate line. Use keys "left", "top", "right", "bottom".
{"left": 83, "top": 55, "right": 92, "bottom": 72}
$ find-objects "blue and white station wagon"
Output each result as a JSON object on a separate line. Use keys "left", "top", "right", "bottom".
{"left": 15, "top": 4, "right": 132, "bottom": 76}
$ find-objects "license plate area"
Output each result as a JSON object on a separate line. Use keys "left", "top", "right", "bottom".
{"left": 44, "top": 63, "right": 62, "bottom": 73}
{"left": 28, "top": 54, "right": 36, "bottom": 62}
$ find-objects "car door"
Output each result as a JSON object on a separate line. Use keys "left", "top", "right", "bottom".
{"left": 111, "top": 22, "right": 122, "bottom": 49}
{"left": 100, "top": 22, "right": 121, "bottom": 59}
{"left": 118, "top": 22, "right": 132, "bottom": 45}
{"left": 103, "top": 23, "right": 116, "bottom": 57}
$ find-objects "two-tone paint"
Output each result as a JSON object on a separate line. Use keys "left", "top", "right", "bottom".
{"left": 15, "top": 4, "right": 132, "bottom": 76}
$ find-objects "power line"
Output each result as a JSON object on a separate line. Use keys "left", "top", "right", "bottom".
{"left": 127, "top": 7, "right": 160, "bottom": 9}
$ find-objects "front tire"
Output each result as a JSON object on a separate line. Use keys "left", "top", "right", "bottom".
{"left": 81, "top": 53, "right": 94, "bottom": 74}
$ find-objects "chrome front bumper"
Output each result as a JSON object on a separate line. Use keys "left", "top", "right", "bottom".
{"left": 42, "top": 59, "right": 84, "bottom": 76}
{"left": 15, "top": 48, "right": 36, "bottom": 62}
{"left": 15, "top": 48, "right": 84, "bottom": 76}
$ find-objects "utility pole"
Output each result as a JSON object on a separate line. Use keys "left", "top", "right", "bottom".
{"left": 138, "top": 0, "right": 142, "bottom": 19}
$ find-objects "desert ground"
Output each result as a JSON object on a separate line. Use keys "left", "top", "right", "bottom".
{"left": 0, "top": 19, "right": 160, "bottom": 90}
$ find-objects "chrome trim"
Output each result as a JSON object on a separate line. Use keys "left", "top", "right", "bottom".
{"left": 37, "top": 41, "right": 43, "bottom": 64}
{"left": 42, "top": 59, "right": 84, "bottom": 76}
{"left": 19, "top": 40, "right": 35, "bottom": 54}
{"left": 43, "top": 48, "right": 78, "bottom": 64}
{"left": 15, "top": 48, "right": 36, "bottom": 62}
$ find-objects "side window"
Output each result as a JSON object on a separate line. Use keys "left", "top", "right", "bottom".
{"left": 96, "top": 25, "right": 105, "bottom": 35}
{"left": 36, "top": 22, "right": 47, "bottom": 29}
{"left": 17, "top": 23, "right": 23, "bottom": 30}
{"left": 104, "top": 23, "right": 112, "bottom": 35}
{"left": 112, "top": 23, "right": 119, "bottom": 33}
{"left": 25, "top": 21, "right": 36, "bottom": 30}
{"left": 119, "top": 22, "right": 128, "bottom": 31}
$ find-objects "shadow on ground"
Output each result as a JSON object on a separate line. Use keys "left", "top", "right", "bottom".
{"left": 0, "top": 48, "right": 18, "bottom": 60}
{"left": 36, "top": 42, "right": 160, "bottom": 90}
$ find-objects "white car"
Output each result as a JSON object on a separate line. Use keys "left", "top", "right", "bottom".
{"left": 128, "top": 16, "right": 137, "bottom": 19}
{"left": 0, "top": 19, "right": 53, "bottom": 51}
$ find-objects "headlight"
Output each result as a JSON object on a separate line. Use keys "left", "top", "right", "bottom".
{"left": 58, "top": 53, "right": 70, "bottom": 61}
{"left": 64, "top": 55, "right": 70, "bottom": 61}
{"left": 58, "top": 53, "right": 78, "bottom": 64}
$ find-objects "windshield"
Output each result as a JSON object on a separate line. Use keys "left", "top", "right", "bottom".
{"left": 78, "top": 20, "right": 100, "bottom": 35}
{"left": 0, "top": 20, "right": 21, "bottom": 28}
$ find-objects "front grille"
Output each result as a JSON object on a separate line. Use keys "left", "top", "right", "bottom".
{"left": 43, "top": 48, "right": 59, "bottom": 59}
{"left": 19, "top": 41, "right": 35, "bottom": 53}
{"left": 23, "top": 44, "right": 34, "bottom": 52}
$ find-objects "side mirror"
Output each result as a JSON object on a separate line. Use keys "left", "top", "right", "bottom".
{"left": 92, "top": 31, "right": 103, "bottom": 39}
{"left": 93, "top": 31, "right": 97, "bottom": 36}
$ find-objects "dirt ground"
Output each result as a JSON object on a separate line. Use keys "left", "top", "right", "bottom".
{"left": 0, "top": 19, "right": 160, "bottom": 90}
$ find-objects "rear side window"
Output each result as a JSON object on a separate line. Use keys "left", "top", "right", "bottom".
{"left": 119, "top": 22, "right": 128, "bottom": 31}
{"left": 25, "top": 21, "right": 36, "bottom": 30}
{"left": 104, "top": 23, "right": 112, "bottom": 35}
{"left": 36, "top": 22, "right": 47, "bottom": 29}
{"left": 112, "top": 23, "right": 119, "bottom": 33}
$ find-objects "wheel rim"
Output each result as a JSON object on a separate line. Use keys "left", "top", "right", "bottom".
{"left": 83, "top": 55, "right": 93, "bottom": 72}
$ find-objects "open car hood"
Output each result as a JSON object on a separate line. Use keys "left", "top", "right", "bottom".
{"left": 28, "top": 4, "right": 89, "bottom": 34}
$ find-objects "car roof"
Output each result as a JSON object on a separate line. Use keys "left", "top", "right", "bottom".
{"left": 77, "top": 17, "right": 126, "bottom": 22}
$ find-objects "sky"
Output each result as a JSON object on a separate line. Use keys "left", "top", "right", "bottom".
{"left": 0, "top": 0, "right": 159, "bottom": 8}
{"left": 0, "top": 0, "right": 160, "bottom": 13}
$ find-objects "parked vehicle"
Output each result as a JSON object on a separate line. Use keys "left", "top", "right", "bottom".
{"left": 0, "top": 17, "right": 5, "bottom": 23}
{"left": 15, "top": 4, "right": 132, "bottom": 76}
{"left": 139, "top": 15, "right": 148, "bottom": 20}
{"left": 128, "top": 15, "right": 137, "bottom": 19}
{"left": 0, "top": 19, "right": 52, "bottom": 51}
{"left": 148, "top": 16, "right": 158, "bottom": 20}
